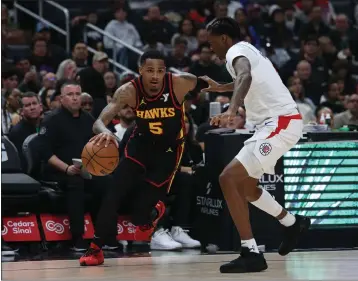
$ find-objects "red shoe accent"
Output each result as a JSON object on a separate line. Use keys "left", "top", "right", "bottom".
{"left": 135, "top": 201, "right": 166, "bottom": 239}
{"left": 79, "top": 243, "right": 104, "bottom": 266}
{"left": 152, "top": 201, "right": 166, "bottom": 228}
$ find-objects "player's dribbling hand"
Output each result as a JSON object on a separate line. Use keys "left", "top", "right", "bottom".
{"left": 210, "top": 110, "right": 237, "bottom": 127}
{"left": 90, "top": 132, "right": 119, "bottom": 148}
{"left": 199, "top": 76, "right": 222, "bottom": 92}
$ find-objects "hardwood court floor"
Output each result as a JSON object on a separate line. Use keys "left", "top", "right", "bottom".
{"left": 2, "top": 250, "right": 358, "bottom": 280}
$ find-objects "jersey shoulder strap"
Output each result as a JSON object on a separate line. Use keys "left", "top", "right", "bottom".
{"left": 167, "top": 72, "right": 182, "bottom": 110}
{"left": 129, "top": 77, "right": 142, "bottom": 110}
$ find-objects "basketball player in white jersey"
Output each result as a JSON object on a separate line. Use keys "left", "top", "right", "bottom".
{"left": 200, "top": 17, "right": 311, "bottom": 273}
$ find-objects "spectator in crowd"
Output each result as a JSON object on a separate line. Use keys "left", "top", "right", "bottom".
{"left": 141, "top": 6, "right": 175, "bottom": 45}
{"left": 288, "top": 76, "right": 315, "bottom": 124}
{"left": 40, "top": 88, "right": 55, "bottom": 112}
{"left": 80, "top": 92, "right": 93, "bottom": 113}
{"left": 8, "top": 92, "right": 42, "bottom": 170}
{"left": 14, "top": 57, "right": 31, "bottom": 81}
{"left": 113, "top": 105, "right": 135, "bottom": 141}
{"left": 2, "top": 67, "right": 19, "bottom": 96}
{"left": 77, "top": 52, "right": 109, "bottom": 118}
{"left": 38, "top": 72, "right": 57, "bottom": 97}
{"left": 266, "top": 5, "right": 292, "bottom": 49}
{"left": 296, "top": 0, "right": 315, "bottom": 24}
{"left": 189, "top": 28, "right": 209, "bottom": 61}
{"left": 189, "top": 43, "right": 223, "bottom": 82}
{"left": 103, "top": 71, "right": 118, "bottom": 96}
{"left": 167, "top": 37, "right": 192, "bottom": 72}
{"left": 142, "top": 30, "right": 167, "bottom": 56}
{"left": 71, "top": 10, "right": 103, "bottom": 51}
{"left": 320, "top": 80, "right": 345, "bottom": 114}
{"left": 4, "top": 88, "right": 22, "bottom": 127}
{"left": 315, "top": 106, "right": 334, "bottom": 128}
{"left": 17, "top": 66, "right": 41, "bottom": 94}
{"left": 29, "top": 36, "right": 57, "bottom": 74}
{"left": 329, "top": 14, "right": 358, "bottom": 53}
{"left": 49, "top": 90, "right": 61, "bottom": 110}
{"left": 72, "top": 42, "right": 89, "bottom": 71}
{"left": 294, "top": 60, "right": 322, "bottom": 105}
{"left": 56, "top": 59, "right": 78, "bottom": 81}
{"left": 103, "top": 6, "right": 142, "bottom": 67}
{"left": 36, "top": 24, "right": 67, "bottom": 68}
{"left": 234, "top": 8, "right": 260, "bottom": 49}
{"left": 284, "top": 5, "right": 302, "bottom": 41}
{"left": 206, "top": 0, "right": 229, "bottom": 25}
{"left": 331, "top": 60, "right": 356, "bottom": 96}
{"left": 318, "top": 36, "right": 337, "bottom": 70}
{"left": 37, "top": 81, "right": 115, "bottom": 251}
{"left": 171, "top": 19, "right": 198, "bottom": 54}
{"left": 299, "top": 5, "right": 331, "bottom": 41}
{"left": 334, "top": 93, "right": 358, "bottom": 129}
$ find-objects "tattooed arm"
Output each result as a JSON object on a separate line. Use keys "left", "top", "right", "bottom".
{"left": 229, "top": 56, "right": 252, "bottom": 112}
{"left": 91, "top": 82, "right": 136, "bottom": 147}
{"left": 172, "top": 72, "right": 198, "bottom": 104}
{"left": 210, "top": 57, "right": 251, "bottom": 127}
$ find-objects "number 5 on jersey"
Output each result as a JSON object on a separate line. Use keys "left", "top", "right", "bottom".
{"left": 149, "top": 122, "right": 163, "bottom": 135}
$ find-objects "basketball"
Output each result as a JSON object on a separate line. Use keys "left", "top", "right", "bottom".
{"left": 81, "top": 141, "right": 119, "bottom": 176}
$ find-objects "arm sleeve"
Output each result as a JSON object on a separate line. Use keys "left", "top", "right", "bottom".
{"left": 37, "top": 115, "right": 58, "bottom": 162}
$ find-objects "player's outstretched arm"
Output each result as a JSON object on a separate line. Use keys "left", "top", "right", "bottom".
{"left": 199, "top": 76, "right": 234, "bottom": 93}
{"left": 229, "top": 56, "right": 252, "bottom": 113}
{"left": 91, "top": 82, "right": 136, "bottom": 147}
{"left": 172, "top": 72, "right": 198, "bottom": 104}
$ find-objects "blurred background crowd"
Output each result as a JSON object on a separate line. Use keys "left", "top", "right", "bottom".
{"left": 2, "top": 0, "right": 358, "bottom": 255}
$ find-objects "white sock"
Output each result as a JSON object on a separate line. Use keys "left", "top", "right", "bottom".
{"left": 279, "top": 213, "right": 296, "bottom": 227}
{"left": 241, "top": 238, "right": 259, "bottom": 254}
{"left": 250, "top": 189, "right": 283, "bottom": 217}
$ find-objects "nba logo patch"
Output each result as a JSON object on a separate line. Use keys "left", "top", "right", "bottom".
{"left": 259, "top": 143, "right": 272, "bottom": 156}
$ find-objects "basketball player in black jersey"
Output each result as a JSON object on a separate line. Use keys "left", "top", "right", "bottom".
{"left": 80, "top": 50, "right": 198, "bottom": 266}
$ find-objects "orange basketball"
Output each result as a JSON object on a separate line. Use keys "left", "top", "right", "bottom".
{"left": 81, "top": 141, "right": 119, "bottom": 176}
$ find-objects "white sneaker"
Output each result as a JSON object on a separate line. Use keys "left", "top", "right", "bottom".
{"left": 150, "top": 228, "right": 182, "bottom": 250}
{"left": 171, "top": 226, "right": 201, "bottom": 248}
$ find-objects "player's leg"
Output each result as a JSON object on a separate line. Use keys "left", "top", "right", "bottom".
{"left": 219, "top": 157, "right": 268, "bottom": 273}
{"left": 79, "top": 158, "right": 145, "bottom": 266}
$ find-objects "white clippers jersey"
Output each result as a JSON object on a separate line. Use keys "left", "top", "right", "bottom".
{"left": 225, "top": 41, "right": 297, "bottom": 125}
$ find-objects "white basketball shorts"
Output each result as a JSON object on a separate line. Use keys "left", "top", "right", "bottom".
{"left": 236, "top": 111, "right": 303, "bottom": 179}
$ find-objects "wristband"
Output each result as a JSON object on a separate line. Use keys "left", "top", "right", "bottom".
{"left": 65, "top": 165, "right": 69, "bottom": 174}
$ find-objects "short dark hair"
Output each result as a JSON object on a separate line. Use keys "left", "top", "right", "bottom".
{"left": 60, "top": 80, "right": 80, "bottom": 93}
{"left": 207, "top": 17, "right": 242, "bottom": 41}
{"left": 22, "top": 92, "right": 38, "bottom": 99}
{"left": 20, "top": 92, "right": 39, "bottom": 107}
{"left": 139, "top": 50, "right": 166, "bottom": 66}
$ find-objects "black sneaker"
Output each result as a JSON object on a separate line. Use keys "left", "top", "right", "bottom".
{"left": 278, "top": 214, "right": 311, "bottom": 256}
{"left": 71, "top": 238, "right": 89, "bottom": 252}
{"left": 220, "top": 247, "right": 268, "bottom": 273}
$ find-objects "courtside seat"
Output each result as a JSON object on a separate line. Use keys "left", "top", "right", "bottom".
{"left": 1, "top": 136, "right": 41, "bottom": 212}
{"left": 22, "top": 134, "right": 66, "bottom": 212}
{"left": 22, "top": 134, "right": 94, "bottom": 213}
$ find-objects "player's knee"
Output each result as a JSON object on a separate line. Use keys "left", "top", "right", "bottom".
{"left": 219, "top": 168, "right": 235, "bottom": 190}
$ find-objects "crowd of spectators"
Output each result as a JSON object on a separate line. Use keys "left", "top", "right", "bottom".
{"left": 2, "top": 0, "right": 358, "bottom": 255}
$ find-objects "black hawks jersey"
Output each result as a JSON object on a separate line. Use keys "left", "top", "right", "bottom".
{"left": 130, "top": 73, "right": 185, "bottom": 144}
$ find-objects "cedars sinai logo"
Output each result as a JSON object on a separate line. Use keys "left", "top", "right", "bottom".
{"left": 6, "top": 221, "right": 35, "bottom": 234}
{"left": 2, "top": 226, "right": 8, "bottom": 235}
{"left": 45, "top": 221, "right": 65, "bottom": 234}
